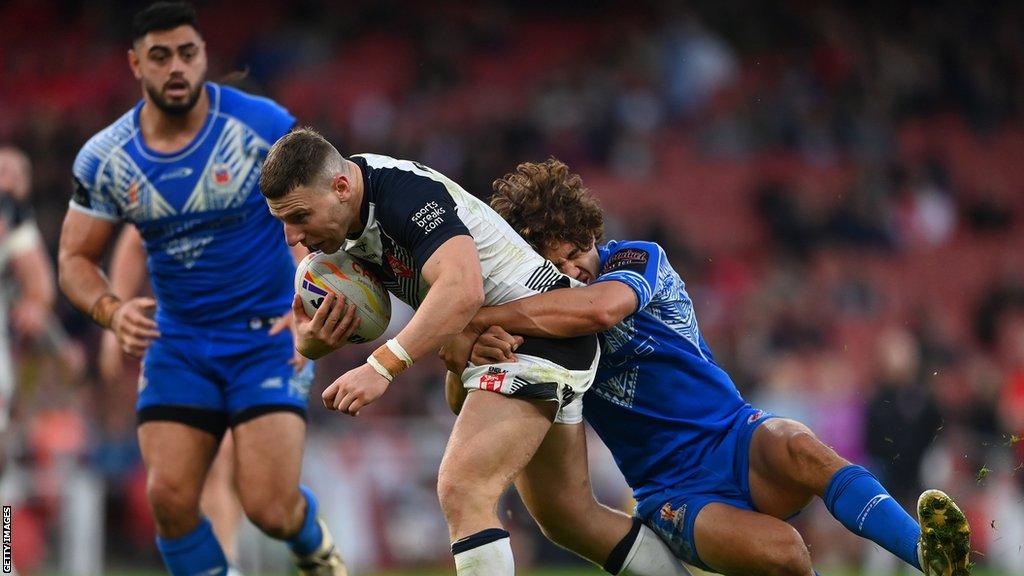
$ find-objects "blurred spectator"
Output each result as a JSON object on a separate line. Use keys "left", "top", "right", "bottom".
{"left": 975, "top": 267, "right": 1024, "bottom": 349}
{"left": 996, "top": 311, "right": 1024, "bottom": 490}
{"left": 864, "top": 326, "right": 943, "bottom": 505}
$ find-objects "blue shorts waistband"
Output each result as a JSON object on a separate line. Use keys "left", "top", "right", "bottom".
{"left": 156, "top": 313, "right": 286, "bottom": 332}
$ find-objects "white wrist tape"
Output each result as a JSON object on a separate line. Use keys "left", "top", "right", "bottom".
{"left": 386, "top": 338, "right": 414, "bottom": 368}
{"left": 366, "top": 355, "right": 394, "bottom": 382}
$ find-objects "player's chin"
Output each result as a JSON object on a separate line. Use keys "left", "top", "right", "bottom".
{"left": 318, "top": 241, "right": 343, "bottom": 254}
{"left": 155, "top": 97, "right": 194, "bottom": 115}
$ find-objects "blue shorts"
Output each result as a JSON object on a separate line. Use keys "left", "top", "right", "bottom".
{"left": 635, "top": 406, "right": 775, "bottom": 571}
{"left": 137, "top": 316, "right": 314, "bottom": 437}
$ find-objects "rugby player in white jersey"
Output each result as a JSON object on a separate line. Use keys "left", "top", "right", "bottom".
{"left": 260, "top": 128, "right": 691, "bottom": 576}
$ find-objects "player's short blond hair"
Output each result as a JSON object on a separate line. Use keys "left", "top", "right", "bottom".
{"left": 260, "top": 127, "right": 339, "bottom": 199}
{"left": 490, "top": 158, "right": 603, "bottom": 254}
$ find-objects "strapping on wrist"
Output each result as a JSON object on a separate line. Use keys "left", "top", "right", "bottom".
{"left": 89, "top": 293, "right": 122, "bottom": 330}
{"left": 368, "top": 338, "right": 413, "bottom": 382}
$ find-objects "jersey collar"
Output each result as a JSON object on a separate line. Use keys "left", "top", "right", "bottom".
{"left": 349, "top": 155, "right": 372, "bottom": 239}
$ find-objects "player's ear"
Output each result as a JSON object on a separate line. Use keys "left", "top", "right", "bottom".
{"left": 128, "top": 48, "right": 142, "bottom": 80}
{"left": 332, "top": 174, "right": 350, "bottom": 201}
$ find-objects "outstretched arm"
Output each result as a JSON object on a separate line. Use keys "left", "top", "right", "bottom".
{"left": 470, "top": 280, "right": 637, "bottom": 338}
{"left": 440, "top": 280, "right": 636, "bottom": 375}
{"left": 468, "top": 240, "right": 666, "bottom": 340}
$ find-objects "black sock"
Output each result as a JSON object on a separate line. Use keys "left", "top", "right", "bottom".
{"left": 603, "top": 517, "right": 643, "bottom": 574}
{"left": 451, "top": 528, "right": 511, "bottom": 556}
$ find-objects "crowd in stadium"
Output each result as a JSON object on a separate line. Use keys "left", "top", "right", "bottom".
{"left": 1, "top": 0, "right": 1022, "bottom": 573}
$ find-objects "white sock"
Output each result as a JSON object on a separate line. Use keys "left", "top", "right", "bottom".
{"left": 452, "top": 528, "right": 514, "bottom": 576}
{"left": 619, "top": 524, "right": 692, "bottom": 576}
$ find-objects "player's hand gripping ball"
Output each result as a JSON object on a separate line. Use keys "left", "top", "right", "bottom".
{"left": 294, "top": 250, "right": 391, "bottom": 344}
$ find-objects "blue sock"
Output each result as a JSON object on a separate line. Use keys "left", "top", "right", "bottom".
{"left": 288, "top": 484, "right": 325, "bottom": 556}
{"left": 155, "top": 517, "right": 227, "bottom": 576}
{"left": 824, "top": 464, "right": 921, "bottom": 570}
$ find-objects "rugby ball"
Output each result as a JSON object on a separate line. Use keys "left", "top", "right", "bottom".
{"left": 294, "top": 250, "right": 391, "bottom": 344}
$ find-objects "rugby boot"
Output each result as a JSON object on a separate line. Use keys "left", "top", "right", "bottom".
{"left": 917, "top": 489, "right": 971, "bottom": 576}
{"left": 293, "top": 518, "right": 348, "bottom": 576}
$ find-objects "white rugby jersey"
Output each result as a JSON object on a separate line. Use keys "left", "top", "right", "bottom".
{"left": 343, "top": 153, "right": 572, "bottom": 309}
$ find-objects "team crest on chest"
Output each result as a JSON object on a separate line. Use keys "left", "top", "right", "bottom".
{"left": 125, "top": 180, "right": 142, "bottom": 217}
{"left": 387, "top": 253, "right": 414, "bottom": 279}
{"left": 211, "top": 162, "right": 232, "bottom": 187}
{"left": 127, "top": 180, "right": 140, "bottom": 205}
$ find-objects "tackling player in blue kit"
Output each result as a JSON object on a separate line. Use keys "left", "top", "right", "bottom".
{"left": 57, "top": 3, "right": 345, "bottom": 575}
{"left": 445, "top": 159, "right": 972, "bottom": 576}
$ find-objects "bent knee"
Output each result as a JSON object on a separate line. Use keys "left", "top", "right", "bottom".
{"left": 785, "top": 427, "right": 840, "bottom": 469}
{"left": 245, "top": 501, "right": 297, "bottom": 539}
{"left": 437, "top": 468, "right": 504, "bottom": 517}
{"left": 147, "top": 475, "right": 202, "bottom": 520}
{"left": 437, "top": 470, "right": 470, "bottom": 521}
{"left": 765, "top": 526, "right": 813, "bottom": 576}
{"left": 239, "top": 485, "right": 303, "bottom": 539}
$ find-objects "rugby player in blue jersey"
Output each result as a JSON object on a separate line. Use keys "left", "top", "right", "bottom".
{"left": 57, "top": 3, "right": 345, "bottom": 575}
{"left": 444, "top": 159, "right": 971, "bottom": 576}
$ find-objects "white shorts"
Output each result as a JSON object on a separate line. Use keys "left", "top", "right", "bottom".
{"left": 461, "top": 333, "right": 599, "bottom": 425}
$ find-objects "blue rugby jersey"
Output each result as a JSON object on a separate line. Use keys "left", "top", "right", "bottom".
{"left": 584, "top": 240, "right": 748, "bottom": 501}
{"left": 70, "top": 83, "right": 296, "bottom": 326}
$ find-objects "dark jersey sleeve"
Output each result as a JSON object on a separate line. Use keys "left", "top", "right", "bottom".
{"left": 372, "top": 166, "right": 472, "bottom": 268}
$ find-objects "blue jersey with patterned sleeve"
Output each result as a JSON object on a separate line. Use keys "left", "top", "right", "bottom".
{"left": 70, "top": 83, "right": 296, "bottom": 326}
{"left": 584, "top": 240, "right": 748, "bottom": 501}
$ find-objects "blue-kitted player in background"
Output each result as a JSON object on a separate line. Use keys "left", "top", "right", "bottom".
{"left": 445, "top": 158, "right": 971, "bottom": 576}
{"left": 57, "top": 2, "right": 347, "bottom": 575}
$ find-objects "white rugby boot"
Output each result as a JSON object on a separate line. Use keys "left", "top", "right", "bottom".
{"left": 293, "top": 518, "right": 348, "bottom": 576}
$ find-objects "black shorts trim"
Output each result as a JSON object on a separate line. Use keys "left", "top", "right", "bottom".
{"left": 515, "top": 333, "right": 598, "bottom": 371}
{"left": 229, "top": 404, "right": 307, "bottom": 427}
{"left": 509, "top": 380, "right": 559, "bottom": 402}
{"left": 137, "top": 406, "right": 228, "bottom": 439}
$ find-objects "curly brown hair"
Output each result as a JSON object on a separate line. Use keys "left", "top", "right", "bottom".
{"left": 490, "top": 158, "right": 603, "bottom": 254}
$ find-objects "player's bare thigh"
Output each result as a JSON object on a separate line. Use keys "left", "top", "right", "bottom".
{"left": 514, "top": 422, "right": 632, "bottom": 562}
{"left": 693, "top": 503, "right": 814, "bottom": 576}
{"left": 437, "top": 389, "right": 557, "bottom": 541}
{"left": 747, "top": 418, "right": 849, "bottom": 519}
{"left": 137, "top": 421, "right": 221, "bottom": 537}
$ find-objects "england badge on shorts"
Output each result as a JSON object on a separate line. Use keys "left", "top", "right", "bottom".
{"left": 479, "top": 366, "right": 508, "bottom": 392}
